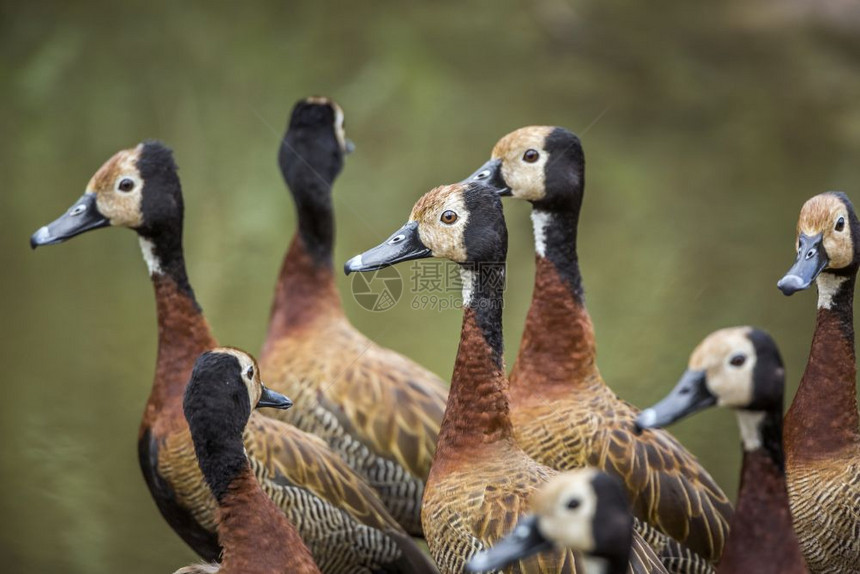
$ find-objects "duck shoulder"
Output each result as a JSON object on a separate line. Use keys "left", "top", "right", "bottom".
{"left": 423, "top": 450, "right": 576, "bottom": 573}
{"left": 511, "top": 384, "right": 732, "bottom": 564}
{"left": 261, "top": 319, "right": 448, "bottom": 482}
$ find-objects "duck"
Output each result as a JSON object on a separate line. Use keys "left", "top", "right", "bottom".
{"left": 635, "top": 327, "right": 808, "bottom": 573}
{"left": 29, "top": 141, "right": 437, "bottom": 574}
{"left": 775, "top": 191, "right": 860, "bottom": 574}
{"left": 468, "top": 469, "right": 663, "bottom": 574}
{"left": 173, "top": 347, "right": 320, "bottom": 574}
{"left": 259, "top": 97, "right": 448, "bottom": 535}
{"left": 464, "top": 126, "right": 733, "bottom": 570}
{"left": 345, "top": 181, "right": 673, "bottom": 574}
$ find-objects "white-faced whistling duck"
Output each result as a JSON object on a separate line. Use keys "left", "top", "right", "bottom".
{"left": 776, "top": 192, "right": 860, "bottom": 574}
{"left": 30, "top": 141, "right": 437, "bottom": 574}
{"left": 635, "top": 327, "right": 808, "bottom": 573}
{"left": 468, "top": 468, "right": 670, "bottom": 574}
{"left": 346, "top": 181, "right": 677, "bottom": 574}
{"left": 173, "top": 347, "right": 320, "bottom": 574}
{"left": 464, "top": 126, "right": 733, "bottom": 572}
{"left": 259, "top": 97, "right": 448, "bottom": 536}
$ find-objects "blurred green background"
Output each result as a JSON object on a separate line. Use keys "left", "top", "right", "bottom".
{"left": 3, "top": 0, "right": 860, "bottom": 572}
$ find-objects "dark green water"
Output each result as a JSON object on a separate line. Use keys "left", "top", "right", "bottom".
{"left": 2, "top": 1, "right": 860, "bottom": 572}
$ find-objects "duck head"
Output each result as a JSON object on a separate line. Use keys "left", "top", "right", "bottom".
{"left": 636, "top": 327, "right": 785, "bottom": 435}
{"left": 184, "top": 347, "right": 293, "bottom": 428}
{"left": 279, "top": 96, "right": 353, "bottom": 192}
{"left": 183, "top": 347, "right": 292, "bottom": 501}
{"left": 30, "top": 141, "right": 183, "bottom": 253}
{"left": 466, "top": 126, "right": 584, "bottom": 211}
{"left": 344, "top": 181, "right": 507, "bottom": 274}
{"left": 777, "top": 192, "right": 860, "bottom": 296}
{"left": 467, "top": 469, "right": 633, "bottom": 574}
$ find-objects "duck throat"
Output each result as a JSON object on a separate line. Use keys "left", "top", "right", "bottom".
{"left": 511, "top": 236, "right": 598, "bottom": 392}
{"left": 720, "top": 423, "right": 800, "bottom": 573}
{"left": 737, "top": 409, "right": 784, "bottom": 472}
{"left": 434, "top": 267, "right": 512, "bottom": 458}
{"left": 141, "top": 234, "right": 215, "bottom": 421}
{"left": 786, "top": 272, "right": 859, "bottom": 461}
{"left": 263, "top": 231, "right": 342, "bottom": 346}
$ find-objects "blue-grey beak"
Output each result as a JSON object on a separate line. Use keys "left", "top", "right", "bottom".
{"left": 30, "top": 193, "right": 110, "bottom": 249}
{"left": 467, "top": 515, "right": 552, "bottom": 572}
{"left": 257, "top": 385, "right": 293, "bottom": 410}
{"left": 635, "top": 369, "right": 716, "bottom": 433}
{"left": 344, "top": 221, "right": 431, "bottom": 275}
{"left": 465, "top": 158, "right": 510, "bottom": 196}
{"left": 777, "top": 232, "right": 828, "bottom": 296}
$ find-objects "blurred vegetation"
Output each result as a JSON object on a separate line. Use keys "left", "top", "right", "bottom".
{"left": 2, "top": 0, "right": 860, "bottom": 572}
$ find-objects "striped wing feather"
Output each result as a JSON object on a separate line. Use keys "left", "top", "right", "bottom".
{"left": 512, "top": 385, "right": 732, "bottom": 566}
{"left": 423, "top": 453, "right": 576, "bottom": 573}
{"left": 787, "top": 457, "right": 860, "bottom": 573}
{"left": 260, "top": 319, "right": 448, "bottom": 533}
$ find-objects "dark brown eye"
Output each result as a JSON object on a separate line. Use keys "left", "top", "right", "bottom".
{"left": 246, "top": 366, "right": 254, "bottom": 379}
{"left": 523, "top": 149, "right": 540, "bottom": 163}
{"left": 729, "top": 354, "right": 746, "bottom": 367}
{"left": 118, "top": 178, "right": 135, "bottom": 192}
{"left": 441, "top": 210, "right": 458, "bottom": 224}
{"left": 566, "top": 498, "right": 581, "bottom": 510}
{"left": 836, "top": 217, "right": 845, "bottom": 232}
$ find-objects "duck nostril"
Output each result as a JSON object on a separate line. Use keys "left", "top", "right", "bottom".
{"left": 678, "top": 387, "right": 690, "bottom": 395}
{"left": 806, "top": 249, "right": 815, "bottom": 259}
{"left": 390, "top": 235, "right": 404, "bottom": 244}
{"left": 475, "top": 170, "right": 489, "bottom": 180}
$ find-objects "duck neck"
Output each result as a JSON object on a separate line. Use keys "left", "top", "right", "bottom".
{"left": 786, "top": 271, "right": 859, "bottom": 462}
{"left": 140, "top": 231, "right": 215, "bottom": 422}
{"left": 719, "top": 409, "right": 798, "bottom": 570}
{"left": 213, "top": 449, "right": 319, "bottom": 573}
{"left": 263, "top": 226, "right": 342, "bottom": 347}
{"left": 511, "top": 206, "right": 598, "bottom": 391}
{"left": 435, "top": 264, "right": 513, "bottom": 459}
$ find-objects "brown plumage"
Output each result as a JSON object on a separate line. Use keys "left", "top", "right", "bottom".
{"left": 778, "top": 192, "right": 860, "bottom": 574}
{"left": 346, "top": 182, "right": 669, "bottom": 574}
{"left": 173, "top": 348, "right": 320, "bottom": 574}
{"left": 465, "top": 126, "right": 733, "bottom": 571}
{"left": 259, "top": 98, "right": 448, "bottom": 535}
{"left": 636, "top": 327, "right": 808, "bottom": 574}
{"left": 30, "top": 141, "right": 436, "bottom": 574}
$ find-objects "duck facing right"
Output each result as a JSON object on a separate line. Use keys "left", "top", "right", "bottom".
{"left": 776, "top": 192, "right": 860, "bottom": 574}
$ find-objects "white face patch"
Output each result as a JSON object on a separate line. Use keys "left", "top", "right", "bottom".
{"left": 736, "top": 410, "right": 765, "bottom": 452}
{"left": 536, "top": 470, "right": 599, "bottom": 554}
{"left": 138, "top": 237, "right": 163, "bottom": 276}
{"left": 690, "top": 328, "right": 756, "bottom": 409}
{"left": 332, "top": 103, "right": 348, "bottom": 153}
{"left": 816, "top": 273, "right": 847, "bottom": 310}
{"left": 414, "top": 193, "right": 470, "bottom": 263}
{"left": 531, "top": 210, "right": 552, "bottom": 257}
{"left": 89, "top": 145, "right": 145, "bottom": 229}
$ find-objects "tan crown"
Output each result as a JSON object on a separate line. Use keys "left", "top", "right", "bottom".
{"left": 86, "top": 144, "right": 145, "bottom": 228}
{"left": 409, "top": 184, "right": 470, "bottom": 262}
{"left": 491, "top": 126, "right": 554, "bottom": 201}
{"left": 797, "top": 193, "right": 854, "bottom": 269}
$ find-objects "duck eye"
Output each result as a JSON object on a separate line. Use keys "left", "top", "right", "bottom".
{"left": 118, "top": 178, "right": 135, "bottom": 192}
{"left": 523, "top": 149, "right": 540, "bottom": 163}
{"left": 729, "top": 354, "right": 746, "bottom": 367}
{"left": 245, "top": 366, "right": 254, "bottom": 379}
{"left": 566, "top": 498, "right": 581, "bottom": 510}
{"left": 441, "top": 210, "right": 458, "bottom": 224}
{"left": 836, "top": 217, "right": 845, "bottom": 232}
